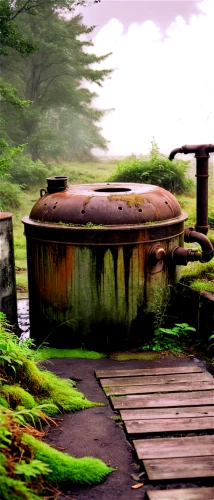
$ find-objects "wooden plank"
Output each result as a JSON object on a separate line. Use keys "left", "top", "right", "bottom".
{"left": 96, "top": 365, "right": 203, "bottom": 379}
{"left": 133, "top": 435, "right": 214, "bottom": 459}
{"left": 111, "top": 390, "right": 214, "bottom": 409}
{"left": 143, "top": 456, "right": 214, "bottom": 480}
{"left": 120, "top": 406, "right": 214, "bottom": 421}
{"left": 125, "top": 416, "right": 214, "bottom": 434}
{"left": 146, "top": 487, "right": 214, "bottom": 500}
{"left": 100, "top": 372, "right": 213, "bottom": 387}
{"left": 105, "top": 381, "right": 214, "bottom": 396}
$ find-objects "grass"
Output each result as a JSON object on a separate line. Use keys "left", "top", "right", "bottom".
{"left": 36, "top": 348, "right": 105, "bottom": 360}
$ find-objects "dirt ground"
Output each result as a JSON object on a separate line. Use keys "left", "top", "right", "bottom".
{"left": 43, "top": 355, "right": 212, "bottom": 500}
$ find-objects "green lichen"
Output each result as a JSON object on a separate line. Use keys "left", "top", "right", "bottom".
{"left": 108, "top": 193, "right": 145, "bottom": 206}
{"left": 1, "top": 386, "right": 35, "bottom": 410}
{"left": 22, "top": 433, "right": 114, "bottom": 485}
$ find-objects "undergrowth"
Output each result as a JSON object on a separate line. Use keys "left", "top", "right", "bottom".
{"left": 109, "top": 140, "right": 193, "bottom": 194}
{"left": 0, "top": 313, "right": 112, "bottom": 499}
{"left": 142, "top": 323, "right": 196, "bottom": 353}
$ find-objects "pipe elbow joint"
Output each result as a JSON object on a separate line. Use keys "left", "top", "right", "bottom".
{"left": 172, "top": 228, "right": 213, "bottom": 265}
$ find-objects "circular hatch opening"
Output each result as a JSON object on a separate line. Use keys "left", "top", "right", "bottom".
{"left": 94, "top": 187, "right": 131, "bottom": 193}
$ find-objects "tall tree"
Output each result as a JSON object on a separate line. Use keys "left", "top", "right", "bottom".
{"left": 1, "top": 4, "right": 111, "bottom": 160}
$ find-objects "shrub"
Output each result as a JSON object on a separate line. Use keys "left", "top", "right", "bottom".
{"left": 9, "top": 155, "right": 48, "bottom": 189}
{"left": 109, "top": 140, "right": 194, "bottom": 194}
{"left": 0, "top": 179, "right": 22, "bottom": 210}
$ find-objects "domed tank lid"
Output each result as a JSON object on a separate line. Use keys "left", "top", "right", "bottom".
{"left": 29, "top": 178, "right": 183, "bottom": 226}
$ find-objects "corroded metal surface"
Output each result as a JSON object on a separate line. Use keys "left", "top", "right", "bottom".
{"left": 30, "top": 182, "right": 182, "bottom": 226}
{"left": 23, "top": 181, "right": 189, "bottom": 349}
{"left": 169, "top": 143, "right": 214, "bottom": 235}
{"left": 0, "top": 213, "right": 17, "bottom": 327}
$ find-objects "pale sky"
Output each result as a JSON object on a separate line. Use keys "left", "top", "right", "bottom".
{"left": 76, "top": 0, "right": 214, "bottom": 157}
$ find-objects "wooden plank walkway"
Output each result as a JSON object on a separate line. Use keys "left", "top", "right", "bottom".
{"left": 105, "top": 381, "right": 214, "bottom": 396}
{"left": 144, "top": 457, "right": 214, "bottom": 480}
{"left": 96, "top": 365, "right": 203, "bottom": 378}
{"left": 111, "top": 390, "right": 214, "bottom": 409}
{"left": 95, "top": 362, "right": 214, "bottom": 490}
{"left": 133, "top": 435, "right": 214, "bottom": 458}
{"left": 146, "top": 487, "right": 214, "bottom": 499}
{"left": 125, "top": 416, "right": 214, "bottom": 434}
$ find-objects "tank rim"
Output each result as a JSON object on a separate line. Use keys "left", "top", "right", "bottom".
{"left": 22, "top": 212, "right": 188, "bottom": 230}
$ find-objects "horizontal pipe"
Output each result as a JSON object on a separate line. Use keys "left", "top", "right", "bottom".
{"left": 172, "top": 228, "right": 213, "bottom": 266}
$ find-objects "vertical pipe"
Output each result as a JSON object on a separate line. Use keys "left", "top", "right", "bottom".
{"left": 195, "top": 155, "right": 209, "bottom": 235}
{"left": 0, "top": 213, "right": 18, "bottom": 327}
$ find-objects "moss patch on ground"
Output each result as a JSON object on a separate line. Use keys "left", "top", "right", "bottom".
{"left": 110, "top": 351, "right": 161, "bottom": 361}
{"left": 189, "top": 280, "right": 214, "bottom": 294}
{"left": 23, "top": 433, "right": 114, "bottom": 485}
{"left": 0, "top": 314, "right": 112, "bottom": 499}
{"left": 37, "top": 348, "right": 105, "bottom": 360}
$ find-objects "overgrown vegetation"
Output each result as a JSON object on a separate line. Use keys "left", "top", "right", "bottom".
{"left": 0, "top": 312, "right": 113, "bottom": 499}
{"left": 109, "top": 140, "right": 194, "bottom": 194}
{"left": 142, "top": 323, "right": 196, "bottom": 353}
{"left": 181, "top": 260, "right": 214, "bottom": 294}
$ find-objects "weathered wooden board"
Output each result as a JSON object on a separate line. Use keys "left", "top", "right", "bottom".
{"left": 100, "top": 372, "right": 213, "bottom": 387}
{"left": 111, "top": 390, "right": 214, "bottom": 409}
{"left": 146, "top": 487, "right": 214, "bottom": 499}
{"left": 133, "top": 435, "right": 214, "bottom": 459}
{"left": 120, "top": 406, "right": 214, "bottom": 421}
{"left": 96, "top": 365, "right": 203, "bottom": 379}
{"left": 125, "top": 416, "right": 214, "bottom": 434}
{"left": 143, "top": 456, "right": 214, "bottom": 480}
{"left": 105, "top": 381, "right": 214, "bottom": 396}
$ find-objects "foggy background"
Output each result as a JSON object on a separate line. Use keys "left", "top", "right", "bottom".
{"left": 76, "top": 0, "right": 214, "bottom": 159}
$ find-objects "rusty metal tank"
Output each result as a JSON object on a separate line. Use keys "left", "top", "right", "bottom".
{"left": 22, "top": 178, "right": 189, "bottom": 349}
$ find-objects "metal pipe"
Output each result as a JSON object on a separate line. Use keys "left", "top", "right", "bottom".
{"left": 172, "top": 228, "right": 213, "bottom": 265}
{"left": 169, "top": 143, "right": 214, "bottom": 235}
{"left": 184, "top": 228, "right": 213, "bottom": 263}
{"left": 168, "top": 148, "right": 183, "bottom": 160}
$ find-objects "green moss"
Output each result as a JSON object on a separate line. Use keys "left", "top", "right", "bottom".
{"left": 36, "top": 348, "right": 105, "bottom": 361}
{"left": 1, "top": 386, "right": 35, "bottom": 409}
{"left": 21, "top": 359, "right": 101, "bottom": 412}
{"left": 111, "top": 415, "right": 121, "bottom": 422}
{"left": 189, "top": 280, "right": 214, "bottom": 294}
{"left": 110, "top": 351, "right": 161, "bottom": 361}
{"left": 181, "top": 260, "right": 214, "bottom": 281}
{"left": 22, "top": 434, "right": 114, "bottom": 485}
